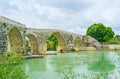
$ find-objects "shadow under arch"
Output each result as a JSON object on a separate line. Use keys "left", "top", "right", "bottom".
{"left": 26, "top": 34, "right": 39, "bottom": 54}
{"left": 7, "top": 27, "right": 23, "bottom": 53}
{"left": 74, "top": 36, "right": 82, "bottom": 51}
{"left": 47, "top": 32, "right": 68, "bottom": 52}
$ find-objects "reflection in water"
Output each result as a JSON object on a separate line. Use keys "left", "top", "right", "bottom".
{"left": 24, "top": 51, "right": 120, "bottom": 79}
{"left": 88, "top": 52, "right": 115, "bottom": 79}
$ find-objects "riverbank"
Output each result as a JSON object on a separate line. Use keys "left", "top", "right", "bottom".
{"left": 95, "top": 44, "right": 120, "bottom": 50}
{"left": 78, "top": 45, "right": 120, "bottom": 51}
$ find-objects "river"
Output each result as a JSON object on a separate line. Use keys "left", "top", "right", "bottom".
{"left": 24, "top": 51, "right": 120, "bottom": 79}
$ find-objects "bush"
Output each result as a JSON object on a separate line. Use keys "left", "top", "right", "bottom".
{"left": 71, "top": 48, "right": 75, "bottom": 51}
{"left": 107, "top": 38, "right": 120, "bottom": 44}
{"left": 0, "top": 52, "right": 28, "bottom": 79}
{"left": 60, "top": 49, "right": 63, "bottom": 53}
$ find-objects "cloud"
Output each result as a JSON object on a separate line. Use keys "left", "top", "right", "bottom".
{"left": 0, "top": 0, "right": 120, "bottom": 35}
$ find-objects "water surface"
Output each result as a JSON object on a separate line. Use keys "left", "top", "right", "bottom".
{"left": 24, "top": 51, "right": 120, "bottom": 79}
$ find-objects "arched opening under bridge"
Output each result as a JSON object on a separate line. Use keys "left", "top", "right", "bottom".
{"left": 8, "top": 27, "right": 23, "bottom": 53}
{"left": 46, "top": 32, "right": 67, "bottom": 53}
{"left": 26, "top": 34, "right": 39, "bottom": 54}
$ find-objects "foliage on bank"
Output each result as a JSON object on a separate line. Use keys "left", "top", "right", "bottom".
{"left": 107, "top": 35, "right": 120, "bottom": 44}
{"left": 0, "top": 52, "right": 27, "bottom": 79}
{"left": 86, "top": 23, "right": 115, "bottom": 43}
{"left": 46, "top": 34, "right": 58, "bottom": 51}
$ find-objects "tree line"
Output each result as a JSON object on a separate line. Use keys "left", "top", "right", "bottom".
{"left": 86, "top": 23, "right": 120, "bottom": 44}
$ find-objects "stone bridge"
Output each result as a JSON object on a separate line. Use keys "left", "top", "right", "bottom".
{"left": 0, "top": 15, "right": 99, "bottom": 54}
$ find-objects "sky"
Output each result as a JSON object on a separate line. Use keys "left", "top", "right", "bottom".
{"left": 0, "top": 0, "right": 120, "bottom": 35}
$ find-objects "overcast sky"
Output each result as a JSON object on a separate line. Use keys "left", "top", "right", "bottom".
{"left": 0, "top": 0, "right": 120, "bottom": 35}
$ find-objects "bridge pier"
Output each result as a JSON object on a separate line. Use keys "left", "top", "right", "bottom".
{"left": 0, "top": 24, "right": 7, "bottom": 54}
{"left": 38, "top": 42, "right": 47, "bottom": 54}
{"left": 67, "top": 42, "right": 74, "bottom": 51}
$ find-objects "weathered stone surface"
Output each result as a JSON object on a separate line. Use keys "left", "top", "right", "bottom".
{"left": 0, "top": 15, "right": 26, "bottom": 53}
{"left": 105, "top": 45, "right": 120, "bottom": 50}
{"left": 79, "top": 47, "right": 96, "bottom": 51}
{"left": 0, "top": 15, "right": 99, "bottom": 54}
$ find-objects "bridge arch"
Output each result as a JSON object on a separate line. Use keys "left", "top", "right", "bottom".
{"left": 47, "top": 32, "right": 68, "bottom": 52}
{"left": 7, "top": 27, "right": 23, "bottom": 53}
{"left": 74, "top": 36, "right": 82, "bottom": 51}
{"left": 26, "top": 34, "right": 39, "bottom": 54}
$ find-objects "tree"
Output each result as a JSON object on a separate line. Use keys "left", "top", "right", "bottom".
{"left": 86, "top": 23, "right": 115, "bottom": 43}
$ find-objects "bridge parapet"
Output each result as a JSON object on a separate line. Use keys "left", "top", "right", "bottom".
{"left": 0, "top": 15, "right": 25, "bottom": 28}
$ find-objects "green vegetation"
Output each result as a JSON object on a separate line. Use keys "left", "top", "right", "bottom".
{"left": 71, "top": 48, "right": 75, "bottom": 51}
{"left": 46, "top": 34, "right": 58, "bottom": 51}
{"left": 86, "top": 23, "right": 115, "bottom": 43}
{"left": 107, "top": 35, "right": 120, "bottom": 44}
{"left": 25, "top": 39, "right": 31, "bottom": 53}
{"left": 0, "top": 52, "right": 27, "bottom": 79}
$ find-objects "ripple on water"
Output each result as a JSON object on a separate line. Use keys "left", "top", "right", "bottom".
{"left": 24, "top": 51, "right": 120, "bottom": 79}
